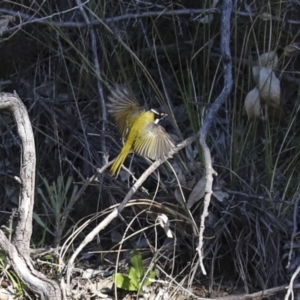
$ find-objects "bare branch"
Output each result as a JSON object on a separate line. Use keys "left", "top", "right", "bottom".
{"left": 219, "top": 283, "right": 300, "bottom": 300}
{"left": 285, "top": 265, "right": 300, "bottom": 300}
{"left": 1, "top": 6, "right": 300, "bottom": 31}
{"left": 197, "top": 0, "right": 233, "bottom": 275}
{"left": 0, "top": 94, "right": 35, "bottom": 252}
{"left": 0, "top": 8, "right": 214, "bottom": 29}
{"left": 0, "top": 93, "right": 61, "bottom": 300}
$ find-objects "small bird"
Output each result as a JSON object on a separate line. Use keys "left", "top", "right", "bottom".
{"left": 108, "top": 86, "right": 175, "bottom": 177}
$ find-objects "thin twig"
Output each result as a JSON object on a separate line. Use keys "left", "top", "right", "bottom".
{"left": 225, "top": 189, "right": 293, "bottom": 203}
{"left": 220, "top": 283, "right": 300, "bottom": 300}
{"left": 75, "top": 0, "right": 107, "bottom": 160}
{"left": 197, "top": 0, "right": 233, "bottom": 275}
{"left": 64, "top": 134, "right": 198, "bottom": 287}
{"left": 0, "top": 8, "right": 215, "bottom": 29}
{"left": 1, "top": 6, "right": 300, "bottom": 31}
{"left": 285, "top": 265, "right": 300, "bottom": 300}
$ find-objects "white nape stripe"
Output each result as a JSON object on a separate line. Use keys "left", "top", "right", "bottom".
{"left": 151, "top": 108, "right": 159, "bottom": 115}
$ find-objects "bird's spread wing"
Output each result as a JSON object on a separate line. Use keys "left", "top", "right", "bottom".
{"left": 133, "top": 123, "right": 176, "bottom": 160}
{"left": 108, "top": 86, "right": 144, "bottom": 138}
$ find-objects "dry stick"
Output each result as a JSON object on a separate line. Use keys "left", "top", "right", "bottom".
{"left": 0, "top": 93, "right": 62, "bottom": 300}
{"left": 2, "top": 7, "right": 300, "bottom": 29}
{"left": 65, "top": 134, "right": 198, "bottom": 286}
{"left": 218, "top": 283, "right": 300, "bottom": 300}
{"left": 197, "top": 0, "right": 233, "bottom": 275}
{"left": 285, "top": 265, "right": 300, "bottom": 300}
{"left": 170, "top": 282, "right": 300, "bottom": 300}
{"left": 76, "top": 0, "right": 106, "bottom": 157}
{"left": 0, "top": 8, "right": 214, "bottom": 29}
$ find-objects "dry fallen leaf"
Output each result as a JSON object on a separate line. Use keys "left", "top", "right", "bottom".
{"left": 250, "top": 50, "right": 284, "bottom": 122}
{"left": 213, "top": 190, "right": 229, "bottom": 202}
{"left": 252, "top": 51, "right": 278, "bottom": 84}
{"left": 252, "top": 65, "right": 261, "bottom": 85}
{"left": 244, "top": 87, "right": 262, "bottom": 120}
{"left": 0, "top": 15, "right": 15, "bottom": 36}
{"left": 258, "top": 67, "right": 281, "bottom": 109}
{"left": 257, "top": 51, "right": 279, "bottom": 68}
{"left": 284, "top": 43, "right": 300, "bottom": 57}
{"left": 187, "top": 175, "right": 206, "bottom": 209}
{"left": 157, "top": 214, "right": 173, "bottom": 238}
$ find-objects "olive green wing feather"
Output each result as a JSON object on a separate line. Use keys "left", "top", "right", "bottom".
{"left": 133, "top": 123, "right": 176, "bottom": 160}
{"left": 108, "top": 86, "right": 144, "bottom": 138}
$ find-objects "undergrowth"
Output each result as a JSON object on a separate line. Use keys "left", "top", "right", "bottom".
{"left": 0, "top": 0, "right": 300, "bottom": 298}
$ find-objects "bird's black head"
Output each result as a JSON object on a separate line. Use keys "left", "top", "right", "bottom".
{"left": 151, "top": 108, "right": 168, "bottom": 124}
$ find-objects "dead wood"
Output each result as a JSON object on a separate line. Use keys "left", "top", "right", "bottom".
{"left": 0, "top": 93, "right": 62, "bottom": 299}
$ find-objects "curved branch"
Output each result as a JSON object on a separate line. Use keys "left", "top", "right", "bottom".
{"left": 0, "top": 93, "right": 61, "bottom": 300}
{"left": 197, "top": 0, "right": 233, "bottom": 275}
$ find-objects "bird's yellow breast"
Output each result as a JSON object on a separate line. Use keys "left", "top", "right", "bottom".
{"left": 126, "top": 110, "right": 155, "bottom": 140}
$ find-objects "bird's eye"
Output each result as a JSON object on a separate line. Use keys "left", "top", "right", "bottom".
{"left": 151, "top": 109, "right": 167, "bottom": 121}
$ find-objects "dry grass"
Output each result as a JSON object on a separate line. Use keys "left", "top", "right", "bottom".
{"left": 0, "top": 0, "right": 300, "bottom": 298}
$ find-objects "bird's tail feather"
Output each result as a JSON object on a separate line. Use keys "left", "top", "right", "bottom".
{"left": 110, "top": 144, "right": 131, "bottom": 177}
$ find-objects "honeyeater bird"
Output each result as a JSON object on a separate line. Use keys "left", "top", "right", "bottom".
{"left": 108, "top": 86, "right": 176, "bottom": 177}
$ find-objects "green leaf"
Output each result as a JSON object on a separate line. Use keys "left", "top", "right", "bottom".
{"left": 112, "top": 273, "right": 139, "bottom": 291}
{"left": 42, "top": 253, "right": 54, "bottom": 260}
{"left": 128, "top": 266, "right": 139, "bottom": 289}
{"left": 37, "top": 187, "right": 52, "bottom": 211}
{"left": 142, "top": 270, "right": 156, "bottom": 287}
{"left": 130, "top": 250, "right": 144, "bottom": 280}
{"left": 33, "top": 212, "right": 54, "bottom": 235}
{"left": 0, "top": 251, "right": 6, "bottom": 262}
